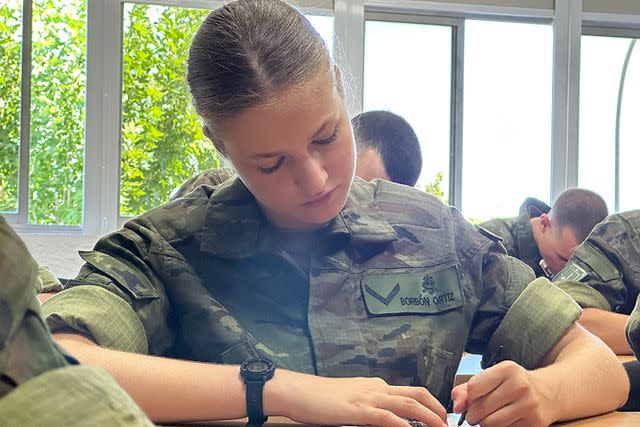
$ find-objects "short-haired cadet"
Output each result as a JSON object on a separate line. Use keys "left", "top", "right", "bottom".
{"left": 553, "top": 210, "right": 640, "bottom": 354}
{"left": 481, "top": 188, "right": 608, "bottom": 278}
{"left": 352, "top": 110, "right": 422, "bottom": 187}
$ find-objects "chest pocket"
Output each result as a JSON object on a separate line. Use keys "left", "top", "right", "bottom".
{"left": 360, "top": 264, "right": 463, "bottom": 315}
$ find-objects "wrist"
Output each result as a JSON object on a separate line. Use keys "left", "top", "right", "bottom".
{"left": 263, "top": 369, "right": 297, "bottom": 419}
{"left": 530, "top": 368, "right": 562, "bottom": 424}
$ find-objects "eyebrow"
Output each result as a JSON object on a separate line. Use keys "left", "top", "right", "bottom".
{"left": 248, "top": 114, "right": 337, "bottom": 160}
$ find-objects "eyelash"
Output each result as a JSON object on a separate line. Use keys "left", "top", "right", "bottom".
{"left": 257, "top": 157, "right": 285, "bottom": 174}
{"left": 256, "top": 127, "right": 340, "bottom": 174}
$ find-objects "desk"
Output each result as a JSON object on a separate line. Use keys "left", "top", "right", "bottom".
{"left": 453, "top": 354, "right": 636, "bottom": 386}
{"left": 194, "top": 412, "right": 640, "bottom": 426}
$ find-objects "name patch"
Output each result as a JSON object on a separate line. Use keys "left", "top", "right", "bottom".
{"left": 361, "top": 265, "right": 463, "bottom": 315}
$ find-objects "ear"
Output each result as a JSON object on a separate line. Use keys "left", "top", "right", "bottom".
{"left": 539, "top": 213, "right": 552, "bottom": 231}
{"left": 202, "top": 125, "right": 226, "bottom": 157}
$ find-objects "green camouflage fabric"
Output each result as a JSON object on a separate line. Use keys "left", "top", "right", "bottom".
{"left": 0, "top": 216, "right": 153, "bottom": 426}
{"left": 42, "top": 178, "right": 581, "bottom": 407}
{"left": 480, "top": 197, "right": 551, "bottom": 278}
{"left": 553, "top": 210, "right": 640, "bottom": 315}
{"left": 170, "top": 168, "right": 234, "bottom": 200}
{"left": 37, "top": 265, "right": 64, "bottom": 293}
{"left": 628, "top": 294, "right": 640, "bottom": 360}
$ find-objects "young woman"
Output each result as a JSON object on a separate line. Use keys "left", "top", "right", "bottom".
{"left": 44, "top": 1, "right": 628, "bottom": 426}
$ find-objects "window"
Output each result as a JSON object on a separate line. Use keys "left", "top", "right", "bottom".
{"left": 461, "top": 19, "right": 553, "bottom": 221}
{"left": 579, "top": 34, "right": 640, "bottom": 212}
{"left": 119, "top": 4, "right": 335, "bottom": 218}
{"left": 120, "top": 3, "right": 215, "bottom": 217}
{"left": 1, "top": 0, "right": 87, "bottom": 226}
{"left": 363, "top": 18, "right": 453, "bottom": 200}
{"left": 0, "top": 0, "right": 22, "bottom": 214}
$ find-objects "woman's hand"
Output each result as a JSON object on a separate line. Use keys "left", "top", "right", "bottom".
{"left": 265, "top": 370, "right": 448, "bottom": 427}
{"left": 451, "top": 361, "right": 555, "bottom": 427}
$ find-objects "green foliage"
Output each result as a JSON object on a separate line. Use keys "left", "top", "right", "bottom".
{"left": 424, "top": 171, "right": 448, "bottom": 205}
{"left": 120, "top": 5, "right": 220, "bottom": 217}
{"left": 1, "top": 2, "right": 220, "bottom": 224}
{"left": 0, "top": 1, "right": 22, "bottom": 213}
{"left": 28, "top": 0, "right": 86, "bottom": 225}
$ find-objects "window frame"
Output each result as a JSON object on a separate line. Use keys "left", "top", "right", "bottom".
{"left": 580, "top": 22, "right": 640, "bottom": 212}
{"left": 6, "top": 0, "right": 640, "bottom": 235}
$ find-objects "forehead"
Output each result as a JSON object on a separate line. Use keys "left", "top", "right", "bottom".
{"left": 219, "top": 77, "right": 341, "bottom": 151}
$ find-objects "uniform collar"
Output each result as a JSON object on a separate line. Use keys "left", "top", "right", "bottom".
{"left": 200, "top": 177, "right": 398, "bottom": 258}
{"left": 515, "top": 210, "right": 544, "bottom": 275}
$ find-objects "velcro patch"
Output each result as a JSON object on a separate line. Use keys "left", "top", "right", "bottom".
{"left": 553, "top": 261, "right": 588, "bottom": 283}
{"left": 361, "top": 265, "right": 463, "bottom": 315}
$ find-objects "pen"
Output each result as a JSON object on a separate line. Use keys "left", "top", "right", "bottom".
{"left": 457, "top": 345, "right": 504, "bottom": 426}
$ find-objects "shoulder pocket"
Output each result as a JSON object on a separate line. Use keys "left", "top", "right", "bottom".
{"left": 361, "top": 265, "right": 463, "bottom": 315}
{"left": 79, "top": 251, "right": 159, "bottom": 300}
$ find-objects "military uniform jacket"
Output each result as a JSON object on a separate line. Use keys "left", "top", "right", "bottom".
{"left": 480, "top": 198, "right": 551, "bottom": 278}
{"left": 42, "top": 178, "right": 580, "bottom": 406}
{"left": 553, "top": 210, "right": 640, "bottom": 315}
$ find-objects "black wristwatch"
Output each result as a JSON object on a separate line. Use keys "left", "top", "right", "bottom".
{"left": 240, "top": 358, "right": 276, "bottom": 427}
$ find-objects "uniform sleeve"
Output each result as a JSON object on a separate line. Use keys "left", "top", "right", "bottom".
{"left": 626, "top": 294, "right": 640, "bottom": 360}
{"left": 553, "top": 241, "right": 625, "bottom": 311}
{"left": 41, "top": 223, "right": 175, "bottom": 355}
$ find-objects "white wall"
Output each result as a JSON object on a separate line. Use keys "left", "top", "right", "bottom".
{"left": 19, "top": 234, "right": 100, "bottom": 279}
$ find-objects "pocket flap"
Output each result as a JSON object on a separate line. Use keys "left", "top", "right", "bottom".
{"left": 79, "top": 251, "right": 158, "bottom": 300}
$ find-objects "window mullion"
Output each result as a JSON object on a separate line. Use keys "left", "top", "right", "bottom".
{"left": 551, "top": 0, "right": 582, "bottom": 201}
{"left": 18, "top": 0, "right": 33, "bottom": 225}
{"left": 334, "top": 0, "right": 364, "bottom": 116}
{"left": 450, "top": 18, "right": 464, "bottom": 211}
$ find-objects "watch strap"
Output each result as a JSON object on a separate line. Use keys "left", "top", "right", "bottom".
{"left": 245, "top": 379, "right": 267, "bottom": 426}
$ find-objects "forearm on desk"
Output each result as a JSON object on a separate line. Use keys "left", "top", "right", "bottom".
{"left": 578, "top": 308, "right": 633, "bottom": 355}
{"left": 534, "top": 323, "right": 629, "bottom": 423}
{"left": 53, "top": 332, "right": 248, "bottom": 423}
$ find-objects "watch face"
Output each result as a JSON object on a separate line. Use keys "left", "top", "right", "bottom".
{"left": 247, "top": 361, "right": 270, "bottom": 373}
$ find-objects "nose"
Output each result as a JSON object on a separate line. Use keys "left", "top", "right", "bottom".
{"left": 294, "top": 154, "right": 328, "bottom": 197}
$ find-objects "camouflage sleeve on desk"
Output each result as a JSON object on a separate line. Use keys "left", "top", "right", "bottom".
{"left": 552, "top": 280, "right": 612, "bottom": 311}
{"left": 0, "top": 365, "right": 153, "bottom": 426}
{"left": 486, "top": 277, "right": 581, "bottom": 370}
{"left": 626, "top": 296, "right": 640, "bottom": 360}
{"left": 42, "top": 285, "right": 148, "bottom": 354}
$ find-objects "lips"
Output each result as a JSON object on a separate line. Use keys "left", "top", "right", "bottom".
{"left": 303, "top": 188, "right": 336, "bottom": 208}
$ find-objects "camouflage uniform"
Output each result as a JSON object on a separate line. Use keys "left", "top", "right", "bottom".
{"left": 42, "top": 178, "right": 582, "bottom": 407}
{"left": 552, "top": 210, "right": 640, "bottom": 315}
{"left": 480, "top": 197, "right": 551, "bottom": 277}
{"left": 170, "top": 168, "right": 234, "bottom": 200}
{"left": 0, "top": 217, "right": 153, "bottom": 426}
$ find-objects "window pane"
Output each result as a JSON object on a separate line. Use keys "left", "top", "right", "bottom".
{"left": 619, "top": 41, "right": 640, "bottom": 211}
{"left": 29, "top": 0, "right": 86, "bottom": 225}
{"left": 462, "top": 20, "right": 552, "bottom": 221}
{"left": 306, "top": 14, "right": 334, "bottom": 55}
{"left": 0, "top": 0, "right": 22, "bottom": 214}
{"left": 119, "top": 6, "right": 335, "bottom": 217}
{"left": 120, "top": 4, "right": 216, "bottom": 217}
{"left": 580, "top": 35, "right": 640, "bottom": 212}
{"left": 363, "top": 20, "right": 452, "bottom": 201}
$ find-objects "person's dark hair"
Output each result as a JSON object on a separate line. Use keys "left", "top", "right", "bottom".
{"left": 187, "top": 0, "right": 335, "bottom": 144}
{"left": 351, "top": 111, "right": 422, "bottom": 186}
{"left": 552, "top": 188, "right": 608, "bottom": 242}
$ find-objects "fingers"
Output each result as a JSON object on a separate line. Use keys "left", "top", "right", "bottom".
{"left": 389, "top": 385, "right": 447, "bottom": 422}
{"left": 451, "top": 383, "right": 469, "bottom": 413}
{"left": 465, "top": 361, "right": 510, "bottom": 402}
{"left": 372, "top": 394, "right": 447, "bottom": 427}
